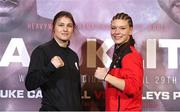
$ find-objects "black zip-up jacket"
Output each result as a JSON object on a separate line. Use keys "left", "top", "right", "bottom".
{"left": 25, "top": 39, "right": 81, "bottom": 111}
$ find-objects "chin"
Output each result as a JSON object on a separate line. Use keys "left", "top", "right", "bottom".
{"left": 62, "top": 39, "right": 70, "bottom": 42}
{"left": 62, "top": 37, "right": 71, "bottom": 40}
{"left": 115, "top": 42, "right": 121, "bottom": 45}
{"left": 114, "top": 40, "right": 122, "bottom": 44}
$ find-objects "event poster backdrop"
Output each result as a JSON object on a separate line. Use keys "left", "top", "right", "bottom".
{"left": 0, "top": 0, "right": 180, "bottom": 111}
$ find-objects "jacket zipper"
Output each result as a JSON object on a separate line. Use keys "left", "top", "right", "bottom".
{"left": 118, "top": 96, "right": 120, "bottom": 111}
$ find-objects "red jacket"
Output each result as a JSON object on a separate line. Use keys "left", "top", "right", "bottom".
{"left": 106, "top": 45, "right": 143, "bottom": 111}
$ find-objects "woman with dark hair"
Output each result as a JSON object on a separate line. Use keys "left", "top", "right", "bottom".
{"left": 25, "top": 11, "right": 81, "bottom": 111}
{"left": 95, "top": 12, "right": 143, "bottom": 111}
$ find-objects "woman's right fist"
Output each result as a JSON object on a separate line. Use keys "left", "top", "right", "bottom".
{"left": 51, "top": 56, "right": 64, "bottom": 68}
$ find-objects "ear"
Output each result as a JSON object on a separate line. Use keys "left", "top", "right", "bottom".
{"left": 52, "top": 28, "right": 55, "bottom": 33}
{"left": 129, "top": 27, "right": 133, "bottom": 35}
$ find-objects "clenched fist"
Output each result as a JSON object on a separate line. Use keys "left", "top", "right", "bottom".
{"left": 51, "top": 56, "right": 64, "bottom": 68}
{"left": 94, "top": 67, "right": 108, "bottom": 81}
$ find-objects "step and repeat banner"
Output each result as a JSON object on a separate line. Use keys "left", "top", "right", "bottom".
{"left": 0, "top": 0, "right": 180, "bottom": 111}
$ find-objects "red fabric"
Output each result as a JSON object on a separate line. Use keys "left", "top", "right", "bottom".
{"left": 106, "top": 46, "right": 143, "bottom": 111}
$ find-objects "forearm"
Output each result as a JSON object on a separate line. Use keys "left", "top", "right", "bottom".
{"left": 105, "top": 74, "right": 125, "bottom": 91}
{"left": 25, "top": 63, "right": 56, "bottom": 91}
{"left": 25, "top": 70, "right": 47, "bottom": 91}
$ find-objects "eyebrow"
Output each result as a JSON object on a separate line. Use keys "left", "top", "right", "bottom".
{"left": 57, "top": 22, "right": 73, "bottom": 25}
{"left": 111, "top": 25, "right": 129, "bottom": 27}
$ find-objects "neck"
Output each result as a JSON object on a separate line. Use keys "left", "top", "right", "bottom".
{"left": 117, "top": 40, "right": 128, "bottom": 47}
{"left": 54, "top": 37, "right": 68, "bottom": 48}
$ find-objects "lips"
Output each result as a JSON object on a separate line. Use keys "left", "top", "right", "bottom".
{"left": 61, "top": 33, "right": 69, "bottom": 36}
{"left": 0, "top": 0, "right": 19, "bottom": 15}
{"left": 113, "top": 36, "right": 123, "bottom": 40}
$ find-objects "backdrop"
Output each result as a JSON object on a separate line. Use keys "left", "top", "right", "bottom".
{"left": 0, "top": 0, "right": 180, "bottom": 111}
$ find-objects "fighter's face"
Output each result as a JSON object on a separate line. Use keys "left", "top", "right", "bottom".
{"left": 111, "top": 19, "right": 132, "bottom": 45}
{"left": 158, "top": 0, "right": 180, "bottom": 24}
{"left": 53, "top": 16, "right": 74, "bottom": 42}
{"left": 0, "top": 0, "right": 36, "bottom": 31}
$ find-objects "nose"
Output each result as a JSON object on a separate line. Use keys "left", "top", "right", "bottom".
{"left": 114, "top": 29, "right": 124, "bottom": 36}
{"left": 63, "top": 26, "right": 68, "bottom": 31}
{"left": 114, "top": 27, "right": 121, "bottom": 33}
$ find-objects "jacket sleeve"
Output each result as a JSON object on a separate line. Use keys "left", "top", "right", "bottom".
{"left": 119, "top": 53, "right": 143, "bottom": 96}
{"left": 25, "top": 46, "right": 56, "bottom": 91}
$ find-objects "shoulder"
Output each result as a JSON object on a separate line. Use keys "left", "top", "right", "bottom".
{"left": 67, "top": 47, "right": 79, "bottom": 60}
{"left": 31, "top": 40, "right": 53, "bottom": 55}
{"left": 123, "top": 46, "right": 143, "bottom": 62}
{"left": 39, "top": 39, "right": 54, "bottom": 48}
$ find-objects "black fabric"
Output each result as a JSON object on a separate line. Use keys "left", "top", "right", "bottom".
{"left": 39, "top": 104, "right": 57, "bottom": 111}
{"left": 110, "top": 38, "right": 134, "bottom": 69}
{"left": 25, "top": 39, "right": 82, "bottom": 111}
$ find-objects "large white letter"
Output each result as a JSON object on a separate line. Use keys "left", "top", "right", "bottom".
{"left": 159, "top": 39, "right": 180, "bottom": 69}
{"left": 146, "top": 39, "right": 156, "bottom": 68}
{"left": 0, "top": 38, "right": 30, "bottom": 67}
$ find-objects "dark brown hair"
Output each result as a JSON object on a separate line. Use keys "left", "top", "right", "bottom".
{"left": 112, "top": 12, "right": 133, "bottom": 27}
